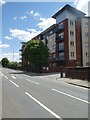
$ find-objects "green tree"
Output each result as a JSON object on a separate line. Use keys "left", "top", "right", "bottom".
{"left": 1, "top": 58, "right": 9, "bottom": 67}
{"left": 22, "top": 40, "right": 49, "bottom": 73}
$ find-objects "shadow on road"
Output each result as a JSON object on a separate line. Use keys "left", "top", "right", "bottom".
{"left": 9, "top": 70, "right": 60, "bottom": 77}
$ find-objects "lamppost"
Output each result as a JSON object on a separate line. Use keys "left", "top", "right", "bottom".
{"left": 10, "top": 46, "right": 14, "bottom": 62}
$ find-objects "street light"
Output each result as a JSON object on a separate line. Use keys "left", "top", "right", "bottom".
{"left": 10, "top": 46, "right": 14, "bottom": 62}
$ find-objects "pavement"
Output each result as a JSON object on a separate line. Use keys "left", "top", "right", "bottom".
{"left": 24, "top": 71, "right": 90, "bottom": 89}
{"left": 56, "top": 77, "right": 89, "bottom": 89}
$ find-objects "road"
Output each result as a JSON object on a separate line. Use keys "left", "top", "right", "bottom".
{"left": 1, "top": 67, "right": 89, "bottom": 119}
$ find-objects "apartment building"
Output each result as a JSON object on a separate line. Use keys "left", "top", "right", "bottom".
{"left": 20, "top": 4, "right": 90, "bottom": 72}
{"left": 81, "top": 17, "right": 90, "bottom": 67}
{"left": 52, "top": 4, "right": 85, "bottom": 68}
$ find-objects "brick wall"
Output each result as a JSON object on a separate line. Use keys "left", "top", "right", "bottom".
{"left": 66, "top": 67, "right": 90, "bottom": 80}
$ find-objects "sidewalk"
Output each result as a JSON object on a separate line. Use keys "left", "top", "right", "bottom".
{"left": 56, "top": 77, "right": 90, "bottom": 89}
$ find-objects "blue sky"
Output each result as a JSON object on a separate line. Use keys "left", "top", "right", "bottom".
{"left": 0, "top": 0, "right": 89, "bottom": 62}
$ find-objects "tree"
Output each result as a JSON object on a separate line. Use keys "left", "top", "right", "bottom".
{"left": 22, "top": 40, "right": 49, "bottom": 73}
{"left": 1, "top": 58, "right": 9, "bottom": 67}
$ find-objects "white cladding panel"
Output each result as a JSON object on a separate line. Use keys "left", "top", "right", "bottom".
{"left": 56, "top": 10, "right": 77, "bottom": 24}
{"left": 81, "top": 18, "right": 89, "bottom": 66}
{"left": 68, "top": 19, "right": 76, "bottom": 60}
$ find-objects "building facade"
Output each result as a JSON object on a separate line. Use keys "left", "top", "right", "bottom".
{"left": 52, "top": 4, "right": 86, "bottom": 68}
{"left": 81, "top": 17, "right": 90, "bottom": 67}
{"left": 20, "top": 4, "right": 90, "bottom": 72}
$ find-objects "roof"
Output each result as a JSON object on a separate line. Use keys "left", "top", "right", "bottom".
{"left": 52, "top": 4, "right": 86, "bottom": 19}
{"left": 42, "top": 24, "right": 56, "bottom": 35}
{"left": 31, "top": 24, "right": 56, "bottom": 40}
{"left": 82, "top": 16, "right": 90, "bottom": 18}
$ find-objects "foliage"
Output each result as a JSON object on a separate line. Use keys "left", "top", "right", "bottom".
{"left": 8, "top": 62, "right": 21, "bottom": 70}
{"left": 1, "top": 58, "right": 21, "bottom": 70}
{"left": 22, "top": 40, "right": 49, "bottom": 72}
{"left": 1, "top": 58, "right": 9, "bottom": 67}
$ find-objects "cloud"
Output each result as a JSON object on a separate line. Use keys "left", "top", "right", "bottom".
{"left": 27, "top": 28, "right": 42, "bottom": 38}
{"left": 0, "top": 42, "right": 10, "bottom": 48}
{"left": 5, "top": 28, "right": 42, "bottom": 42}
{"left": 27, "top": 10, "right": 41, "bottom": 17}
{"left": 34, "top": 12, "right": 40, "bottom": 17}
{"left": 0, "top": 0, "right": 5, "bottom": 6}
{"left": 37, "top": 17, "right": 56, "bottom": 31}
{"left": 75, "top": 0, "right": 89, "bottom": 15}
{"left": 21, "top": 16, "right": 27, "bottom": 20}
{"left": 10, "top": 29, "right": 32, "bottom": 41}
{"left": 13, "top": 17, "right": 17, "bottom": 21}
{"left": 29, "top": 10, "right": 34, "bottom": 15}
{"left": 0, "top": 52, "right": 20, "bottom": 62}
{"left": 4, "top": 36, "right": 13, "bottom": 40}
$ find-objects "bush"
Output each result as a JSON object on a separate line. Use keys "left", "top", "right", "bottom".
{"left": 8, "top": 62, "right": 21, "bottom": 70}
{"left": 1, "top": 58, "right": 9, "bottom": 67}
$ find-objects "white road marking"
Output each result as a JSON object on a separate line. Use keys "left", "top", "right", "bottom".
{"left": 26, "top": 79, "right": 39, "bottom": 85}
{"left": 52, "top": 88, "right": 89, "bottom": 104}
{"left": 25, "top": 92, "right": 61, "bottom": 119}
{"left": 10, "top": 80, "right": 19, "bottom": 87}
{"left": 5, "top": 76, "right": 8, "bottom": 79}
{"left": 12, "top": 76, "right": 16, "bottom": 79}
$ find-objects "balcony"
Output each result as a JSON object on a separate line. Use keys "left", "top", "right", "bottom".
{"left": 56, "top": 25, "right": 64, "bottom": 32}
{"left": 56, "top": 56, "right": 65, "bottom": 61}
{"left": 56, "top": 36, "right": 64, "bottom": 42}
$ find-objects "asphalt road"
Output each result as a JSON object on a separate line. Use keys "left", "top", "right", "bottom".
{"left": 1, "top": 67, "right": 89, "bottom": 119}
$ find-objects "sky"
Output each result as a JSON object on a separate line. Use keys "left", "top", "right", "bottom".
{"left": 0, "top": 0, "right": 90, "bottom": 62}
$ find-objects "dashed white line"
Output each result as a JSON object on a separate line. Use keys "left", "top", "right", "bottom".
{"left": 10, "top": 80, "right": 19, "bottom": 87}
{"left": 5, "top": 76, "right": 8, "bottom": 79}
{"left": 26, "top": 79, "right": 39, "bottom": 85}
{"left": 52, "top": 88, "right": 89, "bottom": 104}
{"left": 12, "top": 76, "right": 16, "bottom": 79}
{"left": 25, "top": 92, "right": 61, "bottom": 119}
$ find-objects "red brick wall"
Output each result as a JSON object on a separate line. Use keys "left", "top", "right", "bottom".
{"left": 64, "top": 19, "right": 82, "bottom": 67}
{"left": 66, "top": 67, "right": 90, "bottom": 80}
{"left": 75, "top": 19, "right": 82, "bottom": 66}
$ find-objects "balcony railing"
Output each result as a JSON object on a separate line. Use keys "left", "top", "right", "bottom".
{"left": 56, "top": 26, "right": 64, "bottom": 32}
{"left": 56, "top": 56, "right": 65, "bottom": 61}
{"left": 56, "top": 36, "right": 64, "bottom": 42}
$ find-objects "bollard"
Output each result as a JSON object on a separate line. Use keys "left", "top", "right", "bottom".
{"left": 60, "top": 72, "right": 63, "bottom": 78}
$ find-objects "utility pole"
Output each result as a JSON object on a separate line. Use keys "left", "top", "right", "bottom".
{"left": 10, "top": 46, "right": 14, "bottom": 62}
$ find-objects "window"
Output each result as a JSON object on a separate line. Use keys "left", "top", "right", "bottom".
{"left": 50, "top": 31, "right": 52, "bottom": 34}
{"left": 53, "top": 44, "right": 56, "bottom": 50}
{"left": 43, "top": 35, "right": 45, "bottom": 39}
{"left": 70, "top": 20, "right": 74, "bottom": 26}
{"left": 58, "top": 32, "right": 64, "bottom": 40}
{"left": 59, "top": 42, "right": 64, "bottom": 50}
{"left": 86, "top": 52, "right": 88, "bottom": 57}
{"left": 85, "top": 32, "right": 88, "bottom": 37}
{"left": 46, "top": 36, "right": 48, "bottom": 39}
{"left": 59, "top": 52, "right": 64, "bottom": 57}
{"left": 85, "top": 42, "right": 88, "bottom": 47}
{"left": 59, "top": 22, "right": 64, "bottom": 29}
{"left": 71, "top": 52, "right": 74, "bottom": 57}
{"left": 86, "top": 62, "right": 89, "bottom": 66}
{"left": 53, "top": 54, "right": 55, "bottom": 58}
{"left": 59, "top": 52, "right": 65, "bottom": 60}
{"left": 70, "top": 41, "right": 74, "bottom": 46}
{"left": 70, "top": 31, "right": 74, "bottom": 36}
{"left": 85, "top": 22, "right": 88, "bottom": 28}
